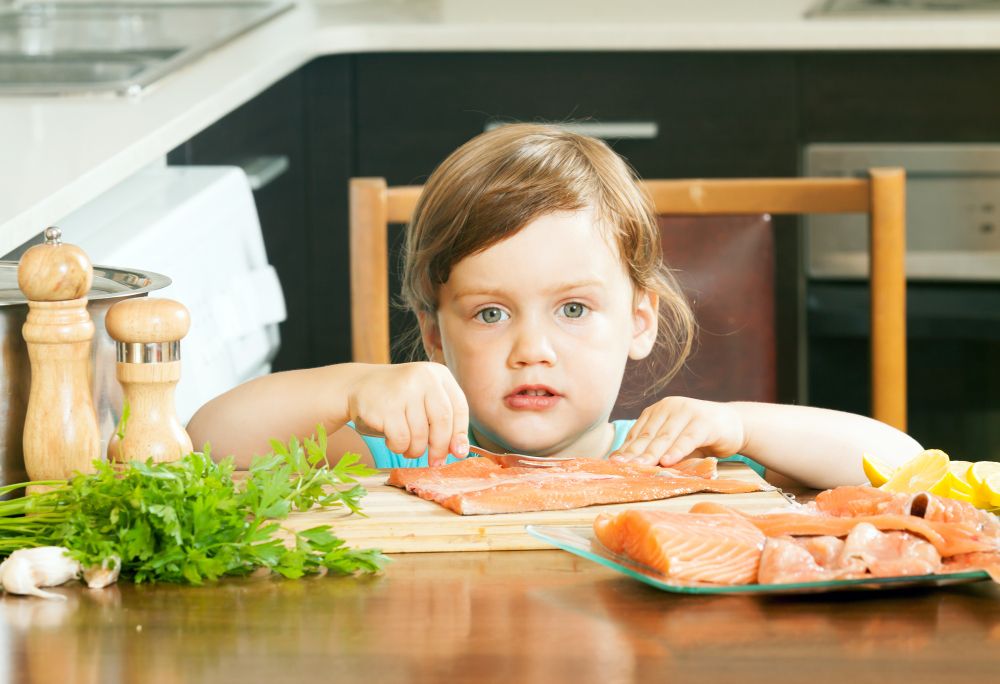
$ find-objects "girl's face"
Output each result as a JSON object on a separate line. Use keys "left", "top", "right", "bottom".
{"left": 420, "top": 209, "right": 658, "bottom": 458}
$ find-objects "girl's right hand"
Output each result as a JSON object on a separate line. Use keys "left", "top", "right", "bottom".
{"left": 347, "top": 362, "right": 470, "bottom": 466}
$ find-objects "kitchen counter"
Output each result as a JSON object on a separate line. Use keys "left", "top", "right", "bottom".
{"left": 4, "top": 548, "right": 998, "bottom": 683}
{"left": 5, "top": 0, "right": 1000, "bottom": 255}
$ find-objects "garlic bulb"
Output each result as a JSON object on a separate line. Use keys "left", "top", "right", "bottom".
{"left": 82, "top": 555, "right": 121, "bottom": 589}
{"left": 0, "top": 547, "right": 82, "bottom": 601}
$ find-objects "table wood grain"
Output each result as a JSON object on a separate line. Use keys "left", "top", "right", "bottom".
{"left": 2, "top": 549, "right": 999, "bottom": 684}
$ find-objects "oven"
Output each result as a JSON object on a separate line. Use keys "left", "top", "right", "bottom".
{"left": 804, "top": 144, "right": 1000, "bottom": 461}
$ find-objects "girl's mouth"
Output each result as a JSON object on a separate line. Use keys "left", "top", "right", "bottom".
{"left": 504, "top": 385, "right": 561, "bottom": 411}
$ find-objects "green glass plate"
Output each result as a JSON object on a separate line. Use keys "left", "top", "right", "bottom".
{"left": 525, "top": 524, "right": 992, "bottom": 595}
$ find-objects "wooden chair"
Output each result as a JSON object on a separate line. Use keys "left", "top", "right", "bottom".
{"left": 349, "top": 170, "right": 907, "bottom": 431}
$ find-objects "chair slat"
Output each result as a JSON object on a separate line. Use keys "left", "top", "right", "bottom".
{"left": 387, "top": 187, "right": 424, "bottom": 223}
{"left": 869, "top": 168, "right": 907, "bottom": 431}
{"left": 350, "top": 178, "right": 392, "bottom": 365}
{"left": 641, "top": 178, "right": 871, "bottom": 215}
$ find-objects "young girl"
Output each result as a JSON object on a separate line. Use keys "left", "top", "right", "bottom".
{"left": 187, "top": 123, "right": 923, "bottom": 490}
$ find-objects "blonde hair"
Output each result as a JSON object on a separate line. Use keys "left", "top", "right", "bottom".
{"left": 401, "top": 123, "right": 695, "bottom": 394}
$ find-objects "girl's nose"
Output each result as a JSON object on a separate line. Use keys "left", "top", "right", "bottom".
{"left": 507, "top": 320, "right": 558, "bottom": 368}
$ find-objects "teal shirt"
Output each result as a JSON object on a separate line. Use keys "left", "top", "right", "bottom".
{"left": 353, "top": 419, "right": 764, "bottom": 475}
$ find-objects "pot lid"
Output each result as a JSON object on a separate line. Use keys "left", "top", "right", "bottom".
{"left": 0, "top": 261, "right": 171, "bottom": 306}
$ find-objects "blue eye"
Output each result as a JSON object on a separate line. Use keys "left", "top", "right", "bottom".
{"left": 561, "top": 302, "right": 588, "bottom": 319}
{"left": 475, "top": 307, "right": 509, "bottom": 324}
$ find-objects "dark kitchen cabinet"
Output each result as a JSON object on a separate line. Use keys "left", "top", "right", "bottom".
{"left": 167, "top": 71, "right": 313, "bottom": 372}
{"left": 800, "top": 52, "right": 1000, "bottom": 142}
{"left": 300, "top": 57, "right": 356, "bottom": 368}
{"left": 353, "top": 53, "right": 799, "bottom": 182}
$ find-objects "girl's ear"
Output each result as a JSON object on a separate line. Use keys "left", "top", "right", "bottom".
{"left": 417, "top": 311, "right": 444, "bottom": 363}
{"left": 628, "top": 290, "right": 659, "bottom": 360}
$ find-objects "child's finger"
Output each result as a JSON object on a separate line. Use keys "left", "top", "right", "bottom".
{"left": 615, "top": 411, "right": 669, "bottom": 459}
{"left": 660, "top": 433, "right": 704, "bottom": 467}
{"left": 638, "top": 413, "right": 692, "bottom": 463}
{"left": 623, "top": 413, "right": 651, "bottom": 443}
{"left": 424, "top": 391, "right": 453, "bottom": 466}
{"left": 443, "top": 381, "right": 470, "bottom": 458}
{"left": 657, "top": 426, "right": 707, "bottom": 467}
{"left": 402, "top": 403, "right": 430, "bottom": 460}
{"left": 670, "top": 427, "right": 708, "bottom": 461}
{"left": 382, "top": 414, "right": 413, "bottom": 457}
{"left": 609, "top": 451, "right": 659, "bottom": 466}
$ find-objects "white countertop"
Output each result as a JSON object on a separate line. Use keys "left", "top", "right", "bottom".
{"left": 6, "top": 0, "right": 1000, "bottom": 254}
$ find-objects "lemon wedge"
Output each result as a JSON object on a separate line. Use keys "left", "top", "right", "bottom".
{"left": 969, "top": 461, "right": 1000, "bottom": 491}
{"left": 946, "top": 460, "right": 975, "bottom": 495}
{"left": 862, "top": 453, "right": 896, "bottom": 487}
{"left": 964, "top": 461, "right": 1000, "bottom": 509}
{"left": 944, "top": 460, "right": 995, "bottom": 507}
{"left": 982, "top": 473, "right": 1000, "bottom": 508}
{"left": 881, "top": 449, "right": 951, "bottom": 496}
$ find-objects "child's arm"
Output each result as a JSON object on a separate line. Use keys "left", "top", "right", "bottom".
{"left": 186, "top": 362, "right": 470, "bottom": 470}
{"left": 610, "top": 397, "right": 924, "bottom": 490}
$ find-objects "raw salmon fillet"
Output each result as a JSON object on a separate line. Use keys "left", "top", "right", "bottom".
{"left": 668, "top": 457, "right": 718, "bottom": 479}
{"left": 598, "top": 486, "right": 1000, "bottom": 587}
{"left": 757, "top": 537, "right": 841, "bottom": 584}
{"left": 386, "top": 457, "right": 763, "bottom": 515}
{"left": 816, "top": 485, "right": 1000, "bottom": 529}
{"left": 942, "top": 551, "right": 1000, "bottom": 582}
{"left": 756, "top": 526, "right": 941, "bottom": 584}
{"left": 689, "top": 503, "right": 996, "bottom": 557}
{"left": 593, "top": 509, "right": 765, "bottom": 584}
{"left": 837, "top": 523, "right": 942, "bottom": 577}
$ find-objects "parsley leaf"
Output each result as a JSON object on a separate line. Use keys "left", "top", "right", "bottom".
{"left": 0, "top": 427, "right": 389, "bottom": 584}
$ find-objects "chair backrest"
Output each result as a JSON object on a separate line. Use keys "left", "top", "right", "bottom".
{"left": 627, "top": 212, "right": 776, "bottom": 416}
{"left": 349, "top": 170, "right": 907, "bottom": 431}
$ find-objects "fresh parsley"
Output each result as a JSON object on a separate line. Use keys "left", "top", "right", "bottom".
{"left": 0, "top": 427, "right": 388, "bottom": 584}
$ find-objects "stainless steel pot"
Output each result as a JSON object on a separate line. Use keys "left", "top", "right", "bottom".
{"left": 0, "top": 261, "right": 170, "bottom": 486}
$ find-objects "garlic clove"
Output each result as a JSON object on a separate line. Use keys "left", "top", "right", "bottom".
{"left": 83, "top": 556, "right": 121, "bottom": 589}
{"left": 0, "top": 547, "right": 81, "bottom": 601}
{"left": 0, "top": 556, "right": 67, "bottom": 601}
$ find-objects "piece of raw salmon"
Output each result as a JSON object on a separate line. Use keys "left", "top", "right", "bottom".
{"left": 593, "top": 509, "right": 765, "bottom": 584}
{"left": 600, "top": 488, "right": 1000, "bottom": 587}
{"left": 667, "top": 457, "right": 718, "bottom": 479}
{"left": 816, "top": 485, "right": 1000, "bottom": 530}
{"left": 386, "top": 458, "right": 762, "bottom": 515}
{"left": 813, "top": 486, "right": 898, "bottom": 517}
{"left": 837, "top": 523, "right": 942, "bottom": 577}
{"left": 757, "top": 525, "right": 941, "bottom": 584}
{"left": 942, "top": 551, "right": 1000, "bottom": 581}
{"left": 757, "top": 537, "right": 840, "bottom": 584}
{"left": 688, "top": 501, "right": 998, "bottom": 558}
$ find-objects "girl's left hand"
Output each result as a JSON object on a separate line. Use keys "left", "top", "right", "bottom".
{"left": 609, "top": 396, "right": 747, "bottom": 467}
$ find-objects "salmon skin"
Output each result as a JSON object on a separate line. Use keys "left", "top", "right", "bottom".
{"left": 386, "top": 457, "right": 762, "bottom": 516}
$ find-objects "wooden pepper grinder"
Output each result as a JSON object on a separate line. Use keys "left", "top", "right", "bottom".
{"left": 17, "top": 226, "right": 101, "bottom": 484}
{"left": 105, "top": 298, "right": 193, "bottom": 463}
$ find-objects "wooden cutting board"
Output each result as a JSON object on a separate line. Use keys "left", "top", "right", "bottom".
{"left": 281, "top": 462, "right": 793, "bottom": 553}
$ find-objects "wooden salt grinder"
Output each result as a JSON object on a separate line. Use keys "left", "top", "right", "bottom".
{"left": 17, "top": 227, "right": 101, "bottom": 484}
{"left": 105, "top": 298, "right": 193, "bottom": 463}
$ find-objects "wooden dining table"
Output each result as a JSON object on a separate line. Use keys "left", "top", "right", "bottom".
{"left": 2, "top": 543, "right": 999, "bottom": 684}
